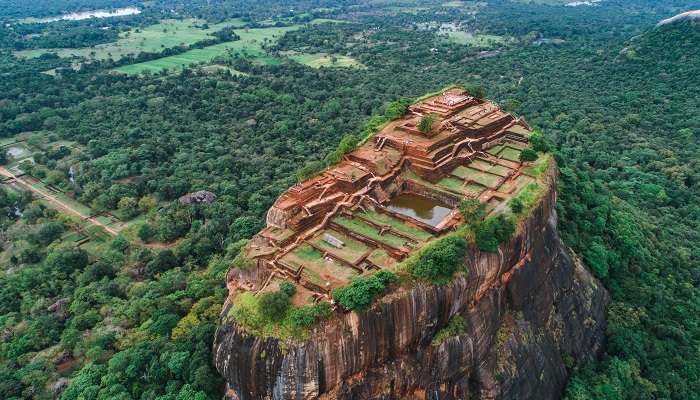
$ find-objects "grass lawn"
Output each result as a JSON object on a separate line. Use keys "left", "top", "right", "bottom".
{"left": 436, "top": 176, "right": 467, "bottom": 195}
{"left": 15, "top": 19, "right": 247, "bottom": 61}
{"left": 499, "top": 146, "right": 522, "bottom": 162}
{"left": 282, "top": 243, "right": 358, "bottom": 287}
{"left": 461, "top": 167, "right": 502, "bottom": 188}
{"left": 522, "top": 153, "right": 551, "bottom": 177}
{"left": 445, "top": 32, "right": 509, "bottom": 47}
{"left": 286, "top": 52, "right": 364, "bottom": 68}
{"left": 487, "top": 145, "right": 504, "bottom": 156}
{"left": 465, "top": 182, "right": 486, "bottom": 196}
{"left": 367, "top": 248, "right": 397, "bottom": 269}
{"left": 333, "top": 216, "right": 408, "bottom": 248}
{"left": 358, "top": 210, "right": 433, "bottom": 241}
{"left": 310, "top": 229, "right": 369, "bottom": 264}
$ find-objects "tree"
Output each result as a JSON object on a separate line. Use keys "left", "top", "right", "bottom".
{"left": 138, "top": 223, "right": 156, "bottom": 242}
{"left": 332, "top": 271, "right": 397, "bottom": 311}
{"left": 418, "top": 113, "right": 436, "bottom": 133}
{"left": 138, "top": 195, "right": 158, "bottom": 213}
{"left": 529, "top": 130, "right": 552, "bottom": 153}
{"left": 510, "top": 197, "right": 524, "bottom": 214}
{"left": 408, "top": 236, "right": 468, "bottom": 284}
{"left": 475, "top": 215, "right": 515, "bottom": 252}
{"left": 519, "top": 148, "right": 538, "bottom": 162}
{"left": 117, "top": 196, "right": 139, "bottom": 219}
{"left": 459, "top": 198, "right": 486, "bottom": 225}
{"left": 36, "top": 221, "right": 64, "bottom": 245}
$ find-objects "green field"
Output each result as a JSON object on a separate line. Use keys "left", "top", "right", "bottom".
{"left": 499, "top": 146, "right": 522, "bottom": 162}
{"left": 445, "top": 31, "right": 509, "bottom": 47}
{"left": 114, "top": 24, "right": 308, "bottom": 74}
{"left": 310, "top": 229, "right": 369, "bottom": 264}
{"left": 286, "top": 52, "right": 364, "bottom": 68}
{"left": 15, "top": 19, "right": 247, "bottom": 61}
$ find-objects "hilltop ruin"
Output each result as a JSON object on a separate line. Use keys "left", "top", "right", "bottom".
{"left": 236, "top": 87, "right": 538, "bottom": 306}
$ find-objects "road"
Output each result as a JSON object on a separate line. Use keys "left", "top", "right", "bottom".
{"left": 0, "top": 166, "right": 119, "bottom": 236}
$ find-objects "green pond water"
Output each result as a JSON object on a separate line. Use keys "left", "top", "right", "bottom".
{"left": 387, "top": 193, "right": 452, "bottom": 227}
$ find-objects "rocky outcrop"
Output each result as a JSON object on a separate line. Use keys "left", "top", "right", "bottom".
{"left": 213, "top": 168, "right": 609, "bottom": 400}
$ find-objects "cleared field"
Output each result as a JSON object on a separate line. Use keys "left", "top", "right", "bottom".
{"left": 286, "top": 52, "right": 363, "bottom": 68}
{"left": 114, "top": 24, "right": 304, "bottom": 74}
{"left": 15, "top": 19, "right": 246, "bottom": 61}
{"left": 445, "top": 32, "right": 509, "bottom": 47}
{"left": 333, "top": 216, "right": 409, "bottom": 248}
{"left": 357, "top": 210, "right": 433, "bottom": 241}
{"left": 5, "top": 143, "right": 32, "bottom": 160}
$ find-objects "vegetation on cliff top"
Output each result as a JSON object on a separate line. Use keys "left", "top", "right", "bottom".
{"left": 230, "top": 281, "right": 333, "bottom": 339}
{"left": 331, "top": 270, "right": 398, "bottom": 311}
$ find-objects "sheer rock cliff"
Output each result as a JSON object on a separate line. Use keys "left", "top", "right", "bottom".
{"left": 213, "top": 168, "right": 609, "bottom": 400}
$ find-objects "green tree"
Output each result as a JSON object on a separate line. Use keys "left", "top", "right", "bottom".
{"left": 519, "top": 148, "right": 538, "bottom": 162}
{"left": 418, "top": 113, "right": 436, "bottom": 133}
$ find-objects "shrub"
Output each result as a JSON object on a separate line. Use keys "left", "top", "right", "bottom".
{"left": 475, "top": 215, "right": 516, "bottom": 252}
{"left": 257, "top": 291, "right": 290, "bottom": 321}
{"left": 432, "top": 316, "right": 467, "bottom": 346}
{"left": 279, "top": 281, "right": 297, "bottom": 298}
{"left": 418, "top": 113, "right": 437, "bottom": 133}
{"left": 289, "top": 302, "right": 333, "bottom": 329}
{"left": 332, "top": 270, "right": 398, "bottom": 311}
{"left": 384, "top": 98, "right": 412, "bottom": 120}
{"left": 408, "top": 235, "right": 468, "bottom": 284}
{"left": 519, "top": 148, "right": 538, "bottom": 162}
{"left": 459, "top": 198, "right": 486, "bottom": 225}
{"left": 510, "top": 197, "right": 524, "bottom": 214}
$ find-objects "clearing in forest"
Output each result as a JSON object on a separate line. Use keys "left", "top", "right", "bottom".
{"left": 285, "top": 52, "right": 364, "bottom": 68}
{"left": 14, "top": 19, "right": 247, "bottom": 61}
{"left": 114, "top": 21, "right": 334, "bottom": 74}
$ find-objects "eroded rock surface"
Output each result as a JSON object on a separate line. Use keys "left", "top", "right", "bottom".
{"left": 213, "top": 174, "right": 609, "bottom": 400}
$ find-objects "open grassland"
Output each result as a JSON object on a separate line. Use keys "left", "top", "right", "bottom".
{"left": 14, "top": 19, "right": 247, "bottom": 61}
{"left": 114, "top": 23, "right": 334, "bottom": 75}
{"left": 445, "top": 31, "right": 510, "bottom": 47}
{"left": 286, "top": 52, "right": 364, "bottom": 68}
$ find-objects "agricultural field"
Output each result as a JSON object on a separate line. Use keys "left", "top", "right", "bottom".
{"left": 14, "top": 19, "right": 247, "bottom": 61}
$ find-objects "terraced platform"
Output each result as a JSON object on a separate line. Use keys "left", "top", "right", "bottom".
{"left": 238, "top": 88, "right": 544, "bottom": 305}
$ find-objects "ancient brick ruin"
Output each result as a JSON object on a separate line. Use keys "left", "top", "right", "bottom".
{"left": 238, "top": 88, "right": 537, "bottom": 306}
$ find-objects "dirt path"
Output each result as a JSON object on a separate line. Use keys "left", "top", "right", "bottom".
{"left": 0, "top": 167, "right": 119, "bottom": 236}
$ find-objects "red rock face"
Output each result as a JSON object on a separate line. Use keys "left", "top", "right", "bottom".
{"left": 213, "top": 166, "right": 609, "bottom": 400}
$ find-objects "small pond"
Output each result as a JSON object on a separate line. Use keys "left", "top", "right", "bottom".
{"left": 387, "top": 193, "right": 452, "bottom": 227}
